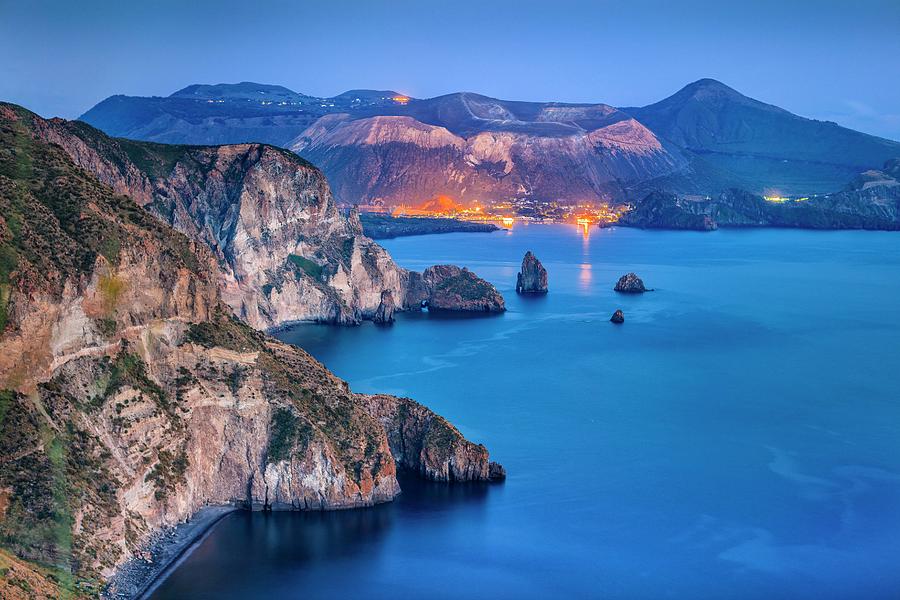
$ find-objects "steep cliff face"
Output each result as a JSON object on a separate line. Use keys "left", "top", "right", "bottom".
{"left": 360, "top": 394, "right": 505, "bottom": 482}
{"left": 0, "top": 104, "right": 503, "bottom": 597}
{"left": 25, "top": 114, "right": 409, "bottom": 328}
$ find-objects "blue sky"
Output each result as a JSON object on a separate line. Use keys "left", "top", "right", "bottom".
{"left": 1, "top": 0, "right": 899, "bottom": 139}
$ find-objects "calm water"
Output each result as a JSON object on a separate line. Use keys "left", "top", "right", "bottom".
{"left": 151, "top": 225, "right": 900, "bottom": 599}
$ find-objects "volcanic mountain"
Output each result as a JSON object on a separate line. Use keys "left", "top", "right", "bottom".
{"left": 79, "top": 79, "right": 900, "bottom": 204}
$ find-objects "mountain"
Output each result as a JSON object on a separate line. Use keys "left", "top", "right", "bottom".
{"left": 624, "top": 79, "right": 900, "bottom": 194}
{"left": 79, "top": 80, "right": 900, "bottom": 205}
{"left": 0, "top": 102, "right": 502, "bottom": 597}
{"left": 618, "top": 160, "right": 900, "bottom": 230}
{"left": 79, "top": 82, "right": 412, "bottom": 147}
{"left": 288, "top": 92, "right": 686, "bottom": 205}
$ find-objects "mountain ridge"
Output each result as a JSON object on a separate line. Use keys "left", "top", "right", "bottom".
{"left": 78, "top": 79, "right": 900, "bottom": 202}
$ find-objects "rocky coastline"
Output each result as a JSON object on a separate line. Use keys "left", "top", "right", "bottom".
{"left": 104, "top": 506, "right": 238, "bottom": 599}
{"left": 0, "top": 103, "right": 505, "bottom": 599}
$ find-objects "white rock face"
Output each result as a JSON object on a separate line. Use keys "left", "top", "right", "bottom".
{"left": 38, "top": 119, "right": 414, "bottom": 329}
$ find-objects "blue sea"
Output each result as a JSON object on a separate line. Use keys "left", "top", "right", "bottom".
{"left": 150, "top": 225, "right": 900, "bottom": 599}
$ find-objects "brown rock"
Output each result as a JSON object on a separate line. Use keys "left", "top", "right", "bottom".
{"left": 610, "top": 309, "right": 625, "bottom": 324}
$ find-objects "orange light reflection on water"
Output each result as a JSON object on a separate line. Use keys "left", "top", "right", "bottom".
{"left": 578, "top": 262, "right": 592, "bottom": 291}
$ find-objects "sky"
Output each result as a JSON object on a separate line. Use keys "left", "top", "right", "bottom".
{"left": 2, "top": 0, "right": 899, "bottom": 140}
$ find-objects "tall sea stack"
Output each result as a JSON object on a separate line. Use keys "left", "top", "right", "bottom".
{"left": 516, "top": 251, "right": 548, "bottom": 294}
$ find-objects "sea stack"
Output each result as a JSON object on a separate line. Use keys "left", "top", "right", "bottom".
{"left": 610, "top": 309, "right": 625, "bottom": 324}
{"left": 516, "top": 251, "right": 548, "bottom": 294}
{"left": 373, "top": 290, "right": 396, "bottom": 324}
{"left": 614, "top": 272, "right": 647, "bottom": 293}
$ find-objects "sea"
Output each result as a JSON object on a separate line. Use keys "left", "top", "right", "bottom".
{"left": 150, "top": 224, "right": 900, "bottom": 599}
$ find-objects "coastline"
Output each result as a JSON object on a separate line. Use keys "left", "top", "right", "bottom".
{"left": 103, "top": 506, "right": 239, "bottom": 600}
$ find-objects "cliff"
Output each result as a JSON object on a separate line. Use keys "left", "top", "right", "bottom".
{"left": 21, "top": 109, "right": 502, "bottom": 329}
{"left": 0, "top": 103, "right": 502, "bottom": 597}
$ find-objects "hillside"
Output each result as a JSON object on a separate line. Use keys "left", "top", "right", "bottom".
{"left": 624, "top": 79, "right": 900, "bottom": 193}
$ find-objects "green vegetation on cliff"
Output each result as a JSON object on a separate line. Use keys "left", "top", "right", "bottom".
{"left": 0, "top": 103, "right": 204, "bottom": 304}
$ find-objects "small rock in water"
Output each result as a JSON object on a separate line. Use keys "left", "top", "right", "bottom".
{"left": 610, "top": 309, "right": 625, "bottom": 324}
{"left": 516, "top": 251, "right": 548, "bottom": 294}
{"left": 614, "top": 272, "right": 647, "bottom": 293}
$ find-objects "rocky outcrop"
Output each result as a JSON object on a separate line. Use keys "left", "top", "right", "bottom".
{"left": 610, "top": 309, "right": 625, "bottom": 324}
{"left": 614, "top": 273, "right": 647, "bottom": 293}
{"left": 406, "top": 265, "right": 506, "bottom": 312}
{"left": 0, "top": 104, "right": 502, "bottom": 597}
{"left": 516, "top": 251, "right": 548, "bottom": 294}
{"left": 373, "top": 290, "right": 396, "bottom": 324}
{"left": 359, "top": 394, "right": 505, "bottom": 482}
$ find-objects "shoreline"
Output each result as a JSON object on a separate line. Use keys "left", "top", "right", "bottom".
{"left": 103, "top": 506, "right": 239, "bottom": 600}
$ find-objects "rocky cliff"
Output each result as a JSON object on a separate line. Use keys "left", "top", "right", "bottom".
{"left": 25, "top": 114, "right": 412, "bottom": 328}
{"left": 0, "top": 103, "right": 502, "bottom": 597}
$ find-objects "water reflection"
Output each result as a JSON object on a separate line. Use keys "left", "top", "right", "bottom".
{"left": 578, "top": 262, "right": 592, "bottom": 291}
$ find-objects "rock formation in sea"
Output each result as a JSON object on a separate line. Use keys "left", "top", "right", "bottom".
{"left": 0, "top": 103, "right": 503, "bottom": 597}
{"left": 406, "top": 265, "right": 506, "bottom": 312}
{"left": 614, "top": 273, "right": 647, "bottom": 293}
{"left": 610, "top": 309, "right": 625, "bottom": 324}
{"left": 25, "top": 108, "right": 503, "bottom": 329}
{"left": 516, "top": 251, "right": 548, "bottom": 294}
{"left": 373, "top": 290, "right": 396, "bottom": 324}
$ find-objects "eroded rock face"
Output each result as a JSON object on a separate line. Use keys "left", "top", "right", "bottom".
{"left": 516, "top": 251, "right": 548, "bottom": 294}
{"left": 28, "top": 108, "right": 514, "bottom": 329}
{"left": 359, "top": 394, "right": 505, "bottom": 482}
{"left": 614, "top": 273, "right": 647, "bottom": 293}
{"left": 406, "top": 265, "right": 506, "bottom": 312}
{"left": 610, "top": 309, "right": 625, "bottom": 324}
